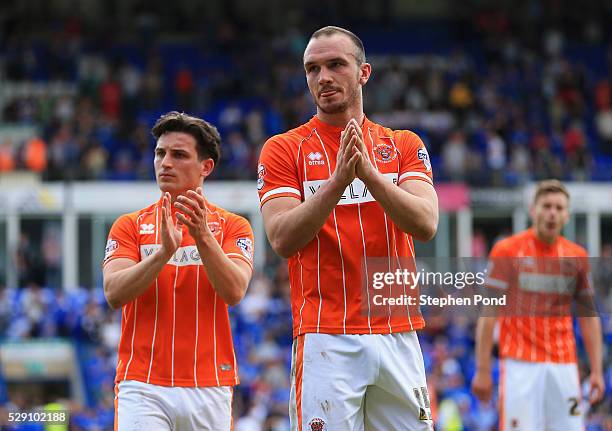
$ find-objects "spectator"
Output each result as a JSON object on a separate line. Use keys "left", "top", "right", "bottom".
{"left": 41, "top": 227, "right": 62, "bottom": 289}
{"left": 509, "top": 141, "right": 531, "bottom": 185}
{"left": 531, "top": 129, "right": 562, "bottom": 180}
{"left": 0, "top": 139, "right": 15, "bottom": 172}
{"left": 119, "top": 62, "right": 142, "bottom": 125}
{"left": 99, "top": 73, "right": 122, "bottom": 122}
{"left": 22, "top": 136, "right": 47, "bottom": 173}
{"left": 141, "top": 56, "right": 164, "bottom": 109}
{"left": 486, "top": 128, "right": 506, "bottom": 186}
{"left": 596, "top": 108, "right": 612, "bottom": 153}
{"left": 175, "top": 64, "right": 195, "bottom": 111}
{"left": 46, "top": 123, "right": 79, "bottom": 180}
{"left": 80, "top": 141, "right": 108, "bottom": 180}
{"left": 564, "top": 122, "right": 592, "bottom": 180}
{"left": 442, "top": 130, "right": 468, "bottom": 181}
{"left": 15, "top": 232, "right": 44, "bottom": 287}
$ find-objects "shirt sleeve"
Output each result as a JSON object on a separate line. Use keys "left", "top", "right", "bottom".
{"left": 103, "top": 214, "right": 139, "bottom": 266}
{"left": 257, "top": 136, "right": 302, "bottom": 207}
{"left": 395, "top": 130, "right": 434, "bottom": 186}
{"left": 222, "top": 215, "right": 255, "bottom": 269}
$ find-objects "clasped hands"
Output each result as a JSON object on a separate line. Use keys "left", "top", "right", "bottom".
{"left": 333, "top": 118, "right": 377, "bottom": 188}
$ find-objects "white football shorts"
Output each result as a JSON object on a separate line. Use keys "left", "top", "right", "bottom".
{"left": 500, "top": 358, "right": 583, "bottom": 431}
{"left": 289, "top": 331, "right": 433, "bottom": 431}
{"left": 115, "top": 380, "right": 233, "bottom": 431}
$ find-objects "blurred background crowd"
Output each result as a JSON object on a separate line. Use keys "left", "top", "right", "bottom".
{"left": 1, "top": 0, "right": 612, "bottom": 185}
{"left": 0, "top": 0, "right": 611, "bottom": 430}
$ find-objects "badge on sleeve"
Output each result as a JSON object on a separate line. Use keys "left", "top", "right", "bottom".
{"left": 105, "top": 239, "right": 118, "bottom": 260}
{"left": 236, "top": 238, "right": 253, "bottom": 260}
{"left": 257, "top": 164, "right": 266, "bottom": 190}
{"left": 417, "top": 147, "right": 431, "bottom": 171}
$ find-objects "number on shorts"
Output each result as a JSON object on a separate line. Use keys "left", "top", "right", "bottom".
{"left": 567, "top": 397, "right": 580, "bottom": 416}
{"left": 420, "top": 387, "right": 431, "bottom": 409}
{"left": 413, "top": 387, "right": 432, "bottom": 421}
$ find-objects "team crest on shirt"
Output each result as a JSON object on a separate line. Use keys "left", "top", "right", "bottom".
{"left": 104, "top": 239, "right": 118, "bottom": 260}
{"left": 308, "top": 418, "right": 327, "bottom": 431}
{"left": 417, "top": 147, "right": 431, "bottom": 171}
{"left": 207, "top": 221, "right": 221, "bottom": 236}
{"left": 373, "top": 142, "right": 397, "bottom": 163}
{"left": 560, "top": 258, "right": 579, "bottom": 274}
{"left": 257, "top": 164, "right": 266, "bottom": 190}
{"left": 236, "top": 238, "right": 253, "bottom": 260}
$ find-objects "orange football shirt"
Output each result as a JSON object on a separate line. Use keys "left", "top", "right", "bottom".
{"left": 104, "top": 196, "right": 254, "bottom": 387}
{"left": 486, "top": 228, "right": 591, "bottom": 363}
{"left": 258, "top": 116, "right": 434, "bottom": 337}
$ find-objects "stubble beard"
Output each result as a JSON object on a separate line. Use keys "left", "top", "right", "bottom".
{"left": 316, "top": 84, "right": 360, "bottom": 115}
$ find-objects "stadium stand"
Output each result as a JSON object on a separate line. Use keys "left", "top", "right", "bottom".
{"left": 0, "top": 1, "right": 611, "bottom": 429}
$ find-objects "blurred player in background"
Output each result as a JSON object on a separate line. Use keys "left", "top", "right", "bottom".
{"left": 103, "top": 112, "right": 254, "bottom": 430}
{"left": 471, "top": 179, "right": 605, "bottom": 430}
{"left": 258, "top": 26, "right": 439, "bottom": 430}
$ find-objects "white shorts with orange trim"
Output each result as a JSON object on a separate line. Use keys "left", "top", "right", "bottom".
{"left": 500, "top": 358, "right": 583, "bottom": 431}
{"left": 289, "top": 332, "right": 433, "bottom": 431}
{"left": 115, "top": 380, "right": 233, "bottom": 431}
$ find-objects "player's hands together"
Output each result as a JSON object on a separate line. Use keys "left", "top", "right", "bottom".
{"left": 174, "top": 187, "right": 213, "bottom": 244}
{"left": 160, "top": 192, "right": 182, "bottom": 259}
{"left": 331, "top": 121, "right": 361, "bottom": 189}
{"left": 471, "top": 369, "right": 494, "bottom": 403}
{"left": 345, "top": 118, "right": 376, "bottom": 182}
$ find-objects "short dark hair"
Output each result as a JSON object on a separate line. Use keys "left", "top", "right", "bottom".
{"left": 151, "top": 111, "right": 221, "bottom": 165}
{"left": 534, "top": 179, "right": 570, "bottom": 203}
{"left": 310, "top": 26, "right": 366, "bottom": 65}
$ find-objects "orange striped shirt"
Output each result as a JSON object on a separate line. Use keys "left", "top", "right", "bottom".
{"left": 487, "top": 228, "right": 590, "bottom": 363}
{"left": 104, "top": 197, "right": 254, "bottom": 387}
{"left": 258, "top": 116, "right": 433, "bottom": 338}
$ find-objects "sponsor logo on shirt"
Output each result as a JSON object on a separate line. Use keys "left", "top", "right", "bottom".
{"left": 307, "top": 152, "right": 325, "bottom": 166}
{"left": 417, "top": 147, "right": 431, "bottom": 171}
{"left": 257, "top": 164, "right": 266, "bottom": 190}
{"left": 236, "top": 238, "right": 253, "bottom": 260}
{"left": 303, "top": 173, "right": 398, "bottom": 205}
{"left": 373, "top": 142, "right": 397, "bottom": 163}
{"left": 517, "top": 272, "right": 577, "bottom": 295}
{"left": 105, "top": 239, "right": 118, "bottom": 260}
{"left": 140, "top": 223, "right": 155, "bottom": 235}
{"left": 141, "top": 244, "right": 203, "bottom": 266}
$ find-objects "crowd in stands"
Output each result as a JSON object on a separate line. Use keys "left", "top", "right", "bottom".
{"left": 1, "top": 3, "right": 612, "bottom": 185}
